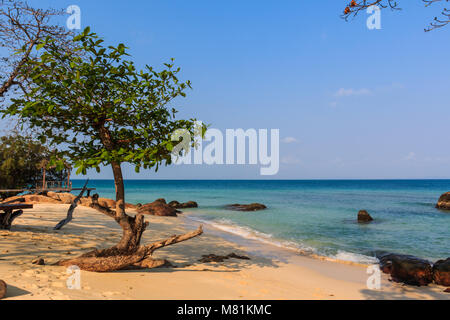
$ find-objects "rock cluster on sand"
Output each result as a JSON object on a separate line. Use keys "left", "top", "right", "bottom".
{"left": 1, "top": 194, "right": 198, "bottom": 218}
{"left": 378, "top": 253, "right": 433, "bottom": 286}
{"left": 2, "top": 193, "right": 136, "bottom": 210}
{"left": 357, "top": 210, "right": 373, "bottom": 223}
{"left": 378, "top": 253, "right": 450, "bottom": 289}
{"left": 0, "top": 280, "right": 6, "bottom": 300}
{"left": 225, "top": 203, "right": 267, "bottom": 212}
{"left": 137, "top": 200, "right": 179, "bottom": 217}
{"left": 433, "top": 258, "right": 450, "bottom": 287}
{"left": 136, "top": 198, "right": 199, "bottom": 217}
{"left": 3, "top": 194, "right": 61, "bottom": 204}
{"left": 436, "top": 192, "right": 450, "bottom": 210}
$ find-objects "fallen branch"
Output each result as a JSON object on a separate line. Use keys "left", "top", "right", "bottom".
{"left": 53, "top": 179, "right": 89, "bottom": 230}
{"left": 142, "top": 225, "right": 204, "bottom": 256}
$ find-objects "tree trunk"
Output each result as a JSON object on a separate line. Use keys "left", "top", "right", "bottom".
{"left": 110, "top": 161, "right": 147, "bottom": 253}
{"left": 98, "top": 125, "right": 146, "bottom": 253}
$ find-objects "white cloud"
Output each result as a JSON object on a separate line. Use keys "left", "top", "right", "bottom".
{"left": 281, "top": 137, "right": 298, "bottom": 144}
{"left": 404, "top": 152, "right": 416, "bottom": 161}
{"left": 334, "top": 88, "right": 372, "bottom": 97}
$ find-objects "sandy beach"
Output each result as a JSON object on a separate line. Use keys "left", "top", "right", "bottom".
{"left": 0, "top": 204, "right": 448, "bottom": 300}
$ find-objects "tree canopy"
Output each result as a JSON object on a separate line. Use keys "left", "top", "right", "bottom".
{"left": 3, "top": 27, "right": 200, "bottom": 176}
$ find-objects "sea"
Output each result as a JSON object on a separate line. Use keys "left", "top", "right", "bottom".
{"left": 72, "top": 179, "right": 450, "bottom": 264}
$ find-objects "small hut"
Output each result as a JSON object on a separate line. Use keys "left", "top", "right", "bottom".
{"left": 37, "top": 159, "right": 72, "bottom": 191}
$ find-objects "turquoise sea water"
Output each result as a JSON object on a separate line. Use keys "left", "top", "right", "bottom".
{"left": 72, "top": 180, "right": 450, "bottom": 263}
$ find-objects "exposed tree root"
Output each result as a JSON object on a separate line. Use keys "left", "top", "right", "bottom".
{"left": 55, "top": 225, "right": 203, "bottom": 272}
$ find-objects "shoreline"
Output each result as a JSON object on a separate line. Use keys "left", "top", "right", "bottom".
{"left": 181, "top": 212, "right": 376, "bottom": 268}
{"left": 0, "top": 204, "right": 448, "bottom": 300}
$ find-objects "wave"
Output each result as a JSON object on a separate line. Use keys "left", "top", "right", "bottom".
{"left": 185, "top": 215, "right": 378, "bottom": 265}
{"left": 331, "top": 251, "right": 378, "bottom": 264}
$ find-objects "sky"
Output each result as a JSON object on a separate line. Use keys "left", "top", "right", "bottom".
{"left": 3, "top": 0, "right": 450, "bottom": 179}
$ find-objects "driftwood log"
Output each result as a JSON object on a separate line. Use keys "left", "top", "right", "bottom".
{"left": 0, "top": 204, "right": 32, "bottom": 230}
{"left": 53, "top": 180, "right": 89, "bottom": 230}
{"left": 55, "top": 223, "right": 203, "bottom": 272}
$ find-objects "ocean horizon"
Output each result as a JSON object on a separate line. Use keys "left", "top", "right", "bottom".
{"left": 71, "top": 179, "right": 450, "bottom": 264}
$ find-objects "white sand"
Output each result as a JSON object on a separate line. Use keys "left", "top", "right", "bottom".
{"left": 0, "top": 204, "right": 448, "bottom": 300}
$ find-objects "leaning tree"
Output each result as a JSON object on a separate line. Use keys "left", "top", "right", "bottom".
{"left": 342, "top": 0, "right": 450, "bottom": 31}
{"left": 1, "top": 27, "right": 204, "bottom": 272}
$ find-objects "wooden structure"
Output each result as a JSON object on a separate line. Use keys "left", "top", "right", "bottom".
{"left": 0, "top": 160, "right": 95, "bottom": 199}
{"left": 37, "top": 159, "right": 72, "bottom": 191}
{"left": 0, "top": 203, "right": 33, "bottom": 230}
{"left": 0, "top": 159, "right": 95, "bottom": 196}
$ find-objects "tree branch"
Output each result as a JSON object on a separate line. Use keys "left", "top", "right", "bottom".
{"left": 142, "top": 225, "right": 203, "bottom": 256}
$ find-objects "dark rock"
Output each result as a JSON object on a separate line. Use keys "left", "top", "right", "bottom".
{"left": 433, "top": 258, "right": 450, "bottom": 286}
{"left": 0, "top": 280, "right": 6, "bottom": 299}
{"left": 154, "top": 198, "right": 167, "bottom": 204}
{"left": 31, "top": 257, "right": 45, "bottom": 265}
{"left": 436, "top": 192, "right": 450, "bottom": 210}
{"left": 179, "top": 201, "right": 198, "bottom": 209}
{"left": 225, "top": 203, "right": 267, "bottom": 212}
{"left": 168, "top": 200, "right": 181, "bottom": 208}
{"left": 445, "top": 288, "right": 450, "bottom": 293}
{"left": 377, "top": 253, "right": 433, "bottom": 286}
{"left": 199, "top": 252, "right": 250, "bottom": 263}
{"left": 137, "top": 200, "right": 177, "bottom": 217}
{"left": 169, "top": 200, "right": 198, "bottom": 209}
{"left": 357, "top": 210, "right": 373, "bottom": 223}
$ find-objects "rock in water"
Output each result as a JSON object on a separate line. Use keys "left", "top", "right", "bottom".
{"left": 378, "top": 253, "right": 433, "bottom": 286}
{"left": 168, "top": 200, "right": 181, "bottom": 208}
{"left": 0, "top": 280, "right": 6, "bottom": 299}
{"left": 436, "top": 192, "right": 450, "bottom": 210}
{"left": 180, "top": 201, "right": 198, "bottom": 208}
{"left": 225, "top": 203, "right": 267, "bottom": 212}
{"left": 137, "top": 200, "right": 178, "bottom": 217}
{"left": 168, "top": 200, "right": 198, "bottom": 209}
{"left": 433, "top": 258, "right": 450, "bottom": 286}
{"left": 357, "top": 210, "right": 373, "bottom": 223}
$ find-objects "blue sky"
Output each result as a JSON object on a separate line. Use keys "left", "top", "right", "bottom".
{"left": 5, "top": 0, "right": 450, "bottom": 179}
